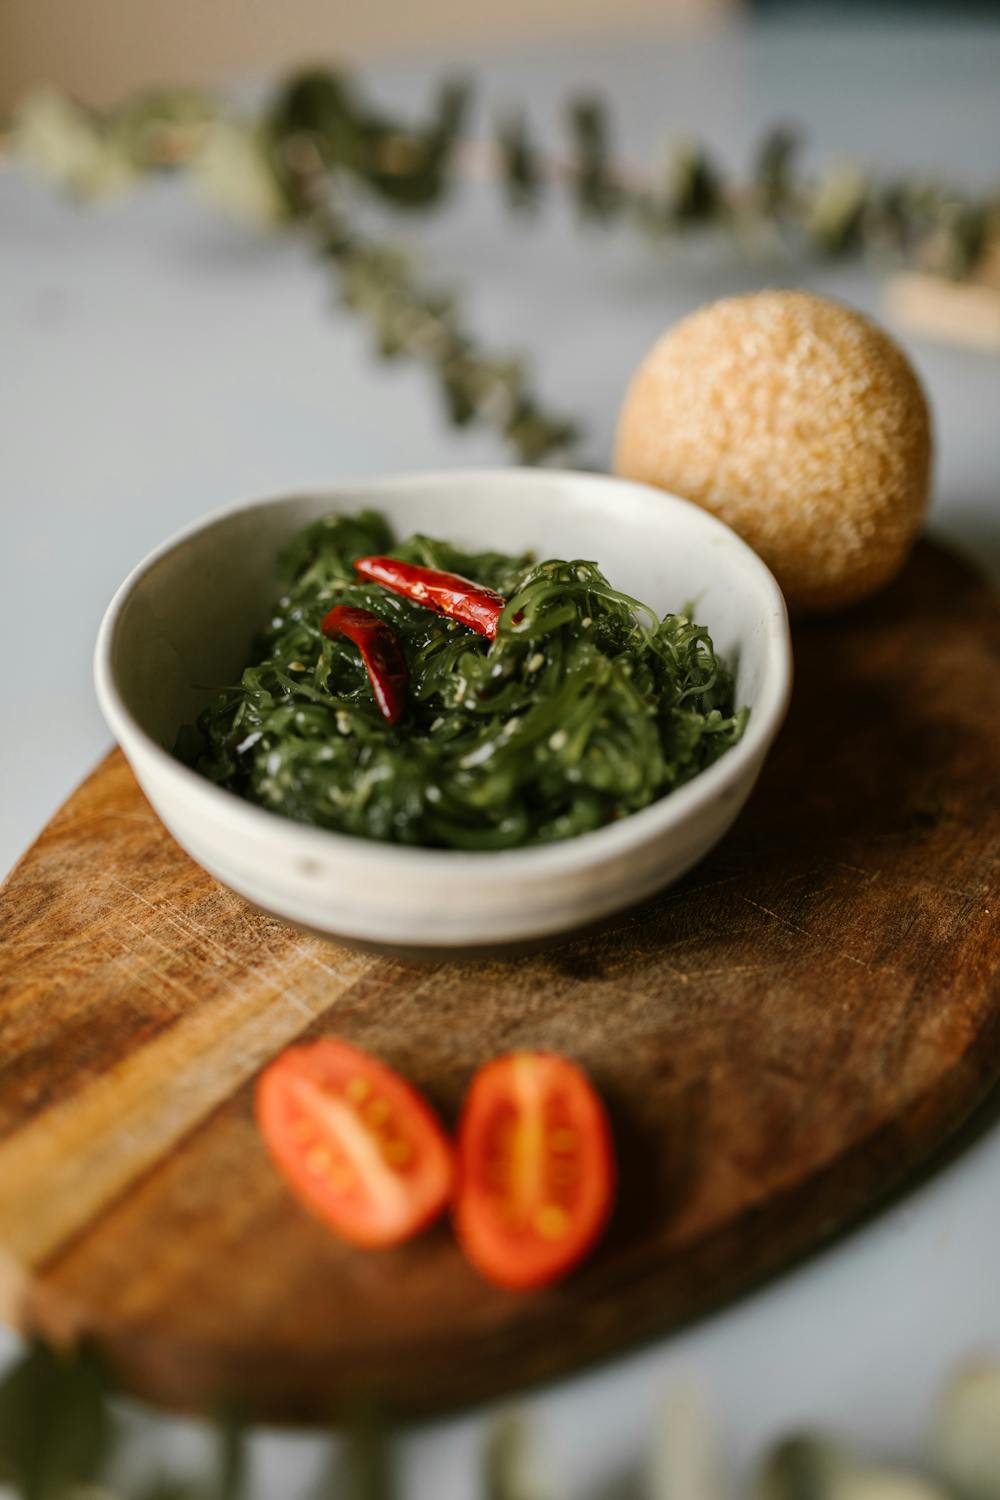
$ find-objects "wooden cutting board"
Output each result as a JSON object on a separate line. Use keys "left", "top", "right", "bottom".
{"left": 1, "top": 538, "right": 998, "bottom": 1424}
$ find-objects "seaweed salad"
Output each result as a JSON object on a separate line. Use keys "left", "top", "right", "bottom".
{"left": 182, "top": 511, "right": 748, "bottom": 850}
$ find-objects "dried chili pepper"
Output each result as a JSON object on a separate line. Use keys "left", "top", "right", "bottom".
{"left": 321, "top": 604, "right": 409, "bottom": 725}
{"left": 354, "top": 556, "right": 507, "bottom": 639}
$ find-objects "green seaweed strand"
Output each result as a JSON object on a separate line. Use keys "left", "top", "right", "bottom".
{"left": 185, "top": 511, "right": 748, "bottom": 850}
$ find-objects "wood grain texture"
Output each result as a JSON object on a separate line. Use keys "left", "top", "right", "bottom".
{"left": 1, "top": 538, "right": 998, "bottom": 1423}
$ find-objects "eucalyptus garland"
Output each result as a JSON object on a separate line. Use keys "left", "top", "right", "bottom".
{"left": 4, "top": 69, "right": 997, "bottom": 465}
{"left": 2, "top": 1337, "right": 1000, "bottom": 1500}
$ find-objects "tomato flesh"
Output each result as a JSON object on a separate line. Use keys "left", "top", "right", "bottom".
{"left": 256, "top": 1039, "right": 453, "bottom": 1248}
{"left": 455, "top": 1051, "right": 614, "bottom": 1290}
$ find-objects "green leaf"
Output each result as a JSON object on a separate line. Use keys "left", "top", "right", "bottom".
{"left": 137, "top": 1479, "right": 206, "bottom": 1500}
{"left": 268, "top": 67, "right": 469, "bottom": 212}
{"left": 315, "top": 1408, "right": 394, "bottom": 1500}
{"left": 0, "top": 1339, "right": 112, "bottom": 1500}
{"left": 567, "top": 96, "right": 621, "bottom": 221}
{"left": 485, "top": 1415, "right": 551, "bottom": 1500}
{"left": 805, "top": 166, "right": 869, "bottom": 255}
{"left": 754, "top": 125, "right": 800, "bottom": 215}
{"left": 497, "top": 114, "right": 542, "bottom": 212}
{"left": 666, "top": 143, "right": 722, "bottom": 224}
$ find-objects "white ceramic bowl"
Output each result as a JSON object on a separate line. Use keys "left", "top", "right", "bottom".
{"left": 95, "top": 469, "right": 791, "bottom": 950}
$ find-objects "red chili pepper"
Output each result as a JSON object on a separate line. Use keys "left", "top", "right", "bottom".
{"left": 354, "top": 556, "right": 507, "bottom": 640}
{"left": 321, "top": 605, "right": 409, "bottom": 725}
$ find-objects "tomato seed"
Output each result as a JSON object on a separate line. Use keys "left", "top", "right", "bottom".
{"left": 366, "top": 1098, "right": 391, "bottom": 1126}
{"left": 550, "top": 1129, "right": 577, "bottom": 1154}
{"left": 346, "top": 1077, "right": 370, "bottom": 1104}
{"left": 535, "top": 1204, "right": 570, "bottom": 1239}
{"left": 382, "top": 1138, "right": 413, "bottom": 1167}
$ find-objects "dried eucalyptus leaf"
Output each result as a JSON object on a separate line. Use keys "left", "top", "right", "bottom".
{"left": 931, "top": 1361, "right": 1000, "bottom": 1500}
{"left": 269, "top": 67, "right": 467, "bottom": 212}
{"left": 757, "top": 1440, "right": 949, "bottom": 1500}
{"left": 831, "top": 1467, "right": 949, "bottom": 1500}
{"left": 108, "top": 89, "right": 216, "bottom": 172}
{"left": 755, "top": 125, "right": 801, "bottom": 215}
{"left": 504, "top": 400, "right": 579, "bottom": 465}
{"left": 647, "top": 1381, "right": 723, "bottom": 1500}
{"left": 191, "top": 120, "right": 288, "bottom": 229}
{"left": 666, "top": 143, "right": 723, "bottom": 225}
{"left": 806, "top": 166, "right": 869, "bottom": 254}
{"left": 324, "top": 1408, "right": 395, "bottom": 1500}
{"left": 13, "top": 90, "right": 135, "bottom": 197}
{"left": 135, "top": 1480, "right": 206, "bottom": 1500}
{"left": 756, "top": 1434, "right": 855, "bottom": 1500}
{"left": 484, "top": 1414, "right": 554, "bottom": 1500}
{"left": 939, "top": 202, "right": 991, "bottom": 279}
{"left": 269, "top": 68, "right": 365, "bottom": 173}
{"left": 0, "top": 1339, "right": 112, "bottom": 1500}
{"left": 498, "top": 114, "right": 542, "bottom": 212}
{"left": 568, "top": 96, "right": 621, "bottom": 221}
{"left": 211, "top": 1407, "right": 246, "bottom": 1500}
{"left": 368, "top": 77, "right": 469, "bottom": 209}
{"left": 860, "top": 181, "right": 911, "bottom": 259}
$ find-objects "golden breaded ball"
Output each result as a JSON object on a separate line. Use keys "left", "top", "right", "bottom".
{"left": 614, "top": 290, "right": 932, "bottom": 612}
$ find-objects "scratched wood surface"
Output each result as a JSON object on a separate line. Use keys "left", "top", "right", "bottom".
{"left": 0, "top": 538, "right": 998, "bottom": 1423}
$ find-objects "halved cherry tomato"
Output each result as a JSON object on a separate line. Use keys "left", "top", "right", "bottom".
{"left": 256, "top": 1039, "right": 453, "bottom": 1248}
{"left": 454, "top": 1051, "right": 614, "bottom": 1290}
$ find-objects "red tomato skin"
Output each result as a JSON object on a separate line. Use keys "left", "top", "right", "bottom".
{"left": 454, "top": 1051, "right": 615, "bottom": 1291}
{"left": 256, "top": 1039, "right": 454, "bottom": 1250}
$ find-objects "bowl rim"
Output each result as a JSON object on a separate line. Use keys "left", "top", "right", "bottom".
{"left": 94, "top": 467, "right": 792, "bottom": 876}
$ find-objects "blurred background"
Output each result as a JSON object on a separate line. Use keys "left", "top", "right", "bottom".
{"left": 2, "top": 1, "right": 1000, "bottom": 1497}
{"left": 0, "top": 0, "right": 735, "bottom": 108}
{"left": 4, "top": 0, "right": 999, "bottom": 109}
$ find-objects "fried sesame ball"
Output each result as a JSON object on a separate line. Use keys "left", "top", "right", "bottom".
{"left": 614, "top": 290, "right": 932, "bottom": 612}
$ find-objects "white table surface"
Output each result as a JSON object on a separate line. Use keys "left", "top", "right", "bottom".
{"left": 2, "top": 15, "right": 999, "bottom": 1497}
